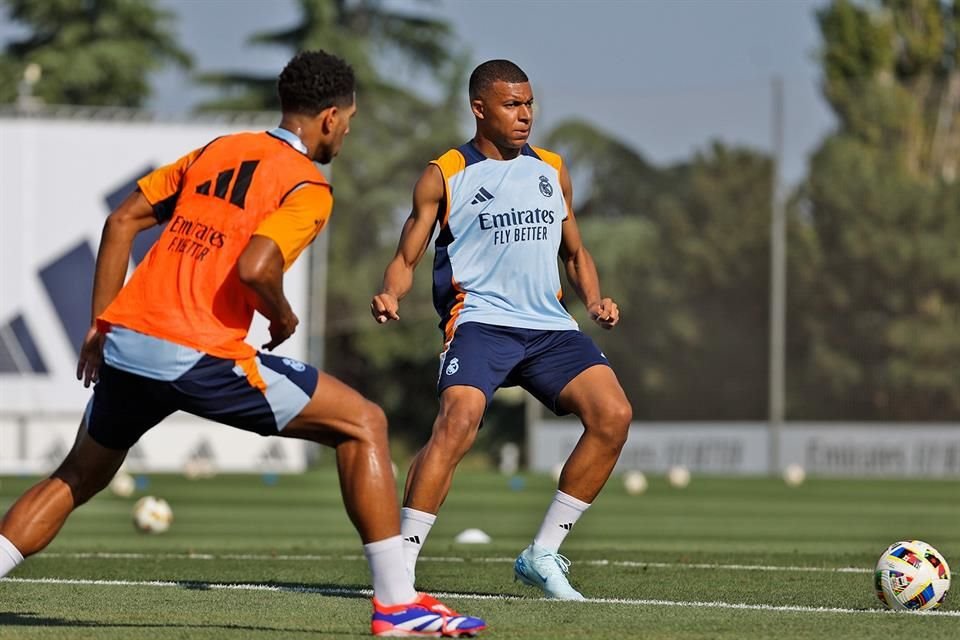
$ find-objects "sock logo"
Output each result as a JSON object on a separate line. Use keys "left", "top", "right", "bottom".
{"left": 404, "top": 535, "right": 421, "bottom": 545}
{"left": 559, "top": 523, "right": 573, "bottom": 530}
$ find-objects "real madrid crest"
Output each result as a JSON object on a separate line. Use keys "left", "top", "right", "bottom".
{"left": 538, "top": 175, "right": 553, "bottom": 197}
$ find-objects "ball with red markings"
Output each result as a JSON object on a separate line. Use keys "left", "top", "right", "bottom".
{"left": 875, "top": 540, "right": 950, "bottom": 611}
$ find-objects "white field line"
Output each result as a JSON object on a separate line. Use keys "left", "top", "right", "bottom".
{"left": 3, "top": 576, "right": 959, "bottom": 618}
{"left": 35, "top": 551, "right": 873, "bottom": 574}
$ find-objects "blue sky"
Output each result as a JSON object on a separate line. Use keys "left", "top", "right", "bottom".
{"left": 3, "top": 0, "right": 835, "bottom": 184}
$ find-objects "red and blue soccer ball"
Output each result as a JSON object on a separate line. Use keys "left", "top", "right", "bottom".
{"left": 875, "top": 540, "right": 951, "bottom": 611}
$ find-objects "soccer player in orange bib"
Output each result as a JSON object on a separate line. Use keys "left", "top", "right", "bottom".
{"left": 0, "top": 50, "right": 484, "bottom": 638}
{"left": 372, "top": 59, "right": 632, "bottom": 600}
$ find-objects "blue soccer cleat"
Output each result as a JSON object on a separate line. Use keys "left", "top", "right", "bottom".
{"left": 514, "top": 543, "right": 586, "bottom": 600}
{"left": 371, "top": 594, "right": 486, "bottom": 637}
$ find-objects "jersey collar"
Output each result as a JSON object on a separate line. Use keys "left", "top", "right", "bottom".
{"left": 267, "top": 127, "right": 309, "bottom": 155}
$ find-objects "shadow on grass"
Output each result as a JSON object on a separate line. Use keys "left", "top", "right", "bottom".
{"left": 171, "top": 578, "right": 372, "bottom": 598}
{"left": 0, "top": 611, "right": 353, "bottom": 635}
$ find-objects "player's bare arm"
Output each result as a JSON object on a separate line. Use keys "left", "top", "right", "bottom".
{"left": 371, "top": 164, "right": 444, "bottom": 324}
{"left": 77, "top": 190, "right": 160, "bottom": 387}
{"left": 557, "top": 163, "right": 619, "bottom": 330}
{"left": 237, "top": 235, "right": 299, "bottom": 350}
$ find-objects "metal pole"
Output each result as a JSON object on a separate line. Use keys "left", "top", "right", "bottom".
{"left": 525, "top": 391, "right": 540, "bottom": 473}
{"left": 768, "top": 76, "right": 786, "bottom": 475}
{"left": 308, "top": 229, "right": 328, "bottom": 369}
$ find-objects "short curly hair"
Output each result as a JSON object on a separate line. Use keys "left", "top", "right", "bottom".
{"left": 278, "top": 50, "right": 356, "bottom": 115}
{"left": 469, "top": 59, "right": 528, "bottom": 100}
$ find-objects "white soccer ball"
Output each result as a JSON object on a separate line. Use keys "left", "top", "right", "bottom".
{"left": 782, "top": 463, "right": 806, "bottom": 487}
{"left": 109, "top": 471, "right": 136, "bottom": 497}
{"left": 875, "top": 540, "right": 951, "bottom": 611}
{"left": 132, "top": 496, "right": 173, "bottom": 534}
{"left": 667, "top": 465, "right": 690, "bottom": 489}
{"left": 623, "top": 470, "right": 648, "bottom": 495}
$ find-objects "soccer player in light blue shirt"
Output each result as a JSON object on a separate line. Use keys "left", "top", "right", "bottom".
{"left": 372, "top": 59, "right": 633, "bottom": 600}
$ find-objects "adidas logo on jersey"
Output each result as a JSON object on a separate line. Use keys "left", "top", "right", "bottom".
{"left": 559, "top": 522, "right": 573, "bottom": 530}
{"left": 471, "top": 186, "right": 494, "bottom": 205}
{"left": 404, "top": 535, "right": 422, "bottom": 545}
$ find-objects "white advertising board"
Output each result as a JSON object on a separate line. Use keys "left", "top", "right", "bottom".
{"left": 532, "top": 420, "right": 960, "bottom": 477}
{"left": 532, "top": 421, "right": 770, "bottom": 475}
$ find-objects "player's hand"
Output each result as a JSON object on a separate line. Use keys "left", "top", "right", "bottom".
{"left": 76, "top": 325, "right": 106, "bottom": 388}
{"left": 262, "top": 313, "right": 298, "bottom": 351}
{"left": 588, "top": 298, "right": 619, "bottom": 330}
{"left": 371, "top": 292, "right": 400, "bottom": 324}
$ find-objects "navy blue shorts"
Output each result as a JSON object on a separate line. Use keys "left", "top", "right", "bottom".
{"left": 85, "top": 353, "right": 319, "bottom": 450}
{"left": 437, "top": 322, "right": 609, "bottom": 415}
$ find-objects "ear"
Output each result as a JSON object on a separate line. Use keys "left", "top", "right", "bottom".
{"left": 470, "top": 98, "right": 485, "bottom": 120}
{"left": 320, "top": 106, "right": 338, "bottom": 134}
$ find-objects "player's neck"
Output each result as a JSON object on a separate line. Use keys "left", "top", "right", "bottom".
{"left": 278, "top": 117, "right": 317, "bottom": 158}
{"left": 471, "top": 135, "right": 522, "bottom": 161}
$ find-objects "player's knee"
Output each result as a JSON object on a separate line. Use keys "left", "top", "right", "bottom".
{"left": 356, "top": 401, "right": 389, "bottom": 443}
{"left": 609, "top": 399, "right": 633, "bottom": 432}
{"left": 587, "top": 400, "right": 632, "bottom": 450}
{"left": 433, "top": 412, "right": 480, "bottom": 453}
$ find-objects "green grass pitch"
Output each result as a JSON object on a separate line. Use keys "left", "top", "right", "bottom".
{"left": 1, "top": 467, "right": 958, "bottom": 638}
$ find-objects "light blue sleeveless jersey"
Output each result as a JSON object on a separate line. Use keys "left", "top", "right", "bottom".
{"left": 432, "top": 142, "right": 578, "bottom": 341}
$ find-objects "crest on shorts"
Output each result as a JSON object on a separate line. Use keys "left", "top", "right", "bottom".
{"left": 282, "top": 357, "right": 306, "bottom": 372}
{"left": 538, "top": 175, "right": 553, "bottom": 197}
{"left": 445, "top": 357, "right": 460, "bottom": 376}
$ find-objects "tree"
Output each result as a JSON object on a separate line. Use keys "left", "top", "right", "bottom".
{"left": 0, "top": 0, "right": 190, "bottom": 107}
{"left": 818, "top": 0, "right": 960, "bottom": 181}
{"left": 792, "top": 0, "right": 960, "bottom": 419}
{"left": 547, "top": 121, "right": 778, "bottom": 419}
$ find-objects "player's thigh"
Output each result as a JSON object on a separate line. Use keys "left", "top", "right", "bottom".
{"left": 557, "top": 364, "right": 632, "bottom": 425}
{"left": 172, "top": 353, "right": 320, "bottom": 438}
{"left": 84, "top": 363, "right": 176, "bottom": 451}
{"left": 282, "top": 371, "right": 386, "bottom": 447}
{"left": 436, "top": 384, "right": 487, "bottom": 434}
{"left": 437, "top": 322, "right": 524, "bottom": 406}
{"left": 515, "top": 330, "right": 610, "bottom": 415}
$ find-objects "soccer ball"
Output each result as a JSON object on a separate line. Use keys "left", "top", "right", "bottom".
{"left": 875, "top": 540, "right": 951, "bottom": 611}
{"left": 623, "top": 470, "right": 648, "bottom": 495}
{"left": 109, "top": 471, "right": 136, "bottom": 497}
{"left": 667, "top": 465, "right": 690, "bottom": 489}
{"left": 782, "top": 463, "right": 806, "bottom": 487}
{"left": 132, "top": 496, "right": 173, "bottom": 534}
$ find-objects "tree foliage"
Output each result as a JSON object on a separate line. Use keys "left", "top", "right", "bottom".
{"left": 818, "top": 0, "right": 960, "bottom": 181}
{"left": 0, "top": 0, "right": 190, "bottom": 107}
{"left": 542, "top": 1, "right": 960, "bottom": 422}
{"left": 548, "top": 123, "right": 777, "bottom": 419}
{"left": 792, "top": 0, "right": 960, "bottom": 419}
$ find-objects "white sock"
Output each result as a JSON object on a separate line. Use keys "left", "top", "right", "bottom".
{"left": 0, "top": 534, "right": 24, "bottom": 578}
{"left": 363, "top": 535, "right": 418, "bottom": 605}
{"left": 533, "top": 490, "right": 591, "bottom": 552}
{"left": 400, "top": 507, "right": 436, "bottom": 580}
